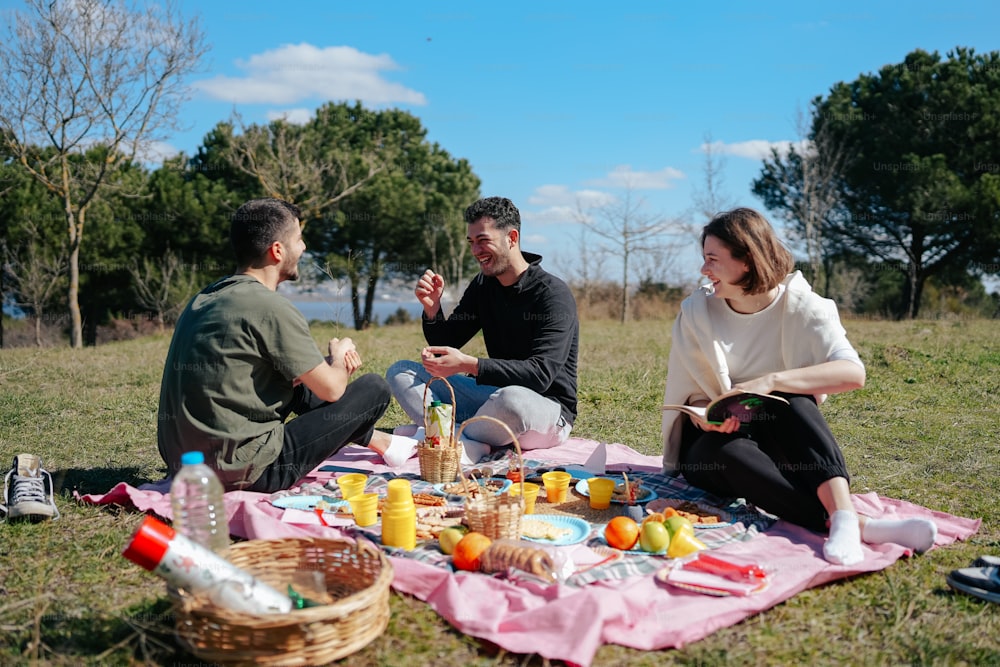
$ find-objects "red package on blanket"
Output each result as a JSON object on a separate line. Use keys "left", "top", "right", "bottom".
{"left": 656, "top": 553, "right": 771, "bottom": 597}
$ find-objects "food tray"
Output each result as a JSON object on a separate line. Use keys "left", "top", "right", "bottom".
{"left": 574, "top": 479, "right": 657, "bottom": 504}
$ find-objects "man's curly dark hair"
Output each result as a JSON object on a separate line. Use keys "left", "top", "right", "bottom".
{"left": 463, "top": 196, "right": 521, "bottom": 232}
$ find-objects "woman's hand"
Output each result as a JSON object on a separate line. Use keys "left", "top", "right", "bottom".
{"left": 691, "top": 414, "right": 742, "bottom": 433}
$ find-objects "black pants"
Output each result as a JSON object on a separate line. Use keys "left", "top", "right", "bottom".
{"left": 679, "top": 393, "right": 850, "bottom": 532}
{"left": 248, "top": 373, "right": 391, "bottom": 493}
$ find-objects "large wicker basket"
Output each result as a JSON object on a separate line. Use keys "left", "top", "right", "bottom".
{"left": 172, "top": 537, "right": 392, "bottom": 665}
{"left": 416, "top": 376, "right": 461, "bottom": 484}
{"left": 459, "top": 416, "right": 525, "bottom": 540}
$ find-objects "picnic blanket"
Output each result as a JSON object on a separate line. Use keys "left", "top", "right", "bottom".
{"left": 79, "top": 438, "right": 980, "bottom": 666}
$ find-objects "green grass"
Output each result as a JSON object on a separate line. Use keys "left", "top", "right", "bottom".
{"left": 0, "top": 318, "right": 998, "bottom": 666}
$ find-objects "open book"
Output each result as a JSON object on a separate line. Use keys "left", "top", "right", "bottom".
{"left": 662, "top": 391, "right": 789, "bottom": 425}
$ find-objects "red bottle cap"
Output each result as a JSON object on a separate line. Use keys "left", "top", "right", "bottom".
{"left": 121, "top": 515, "right": 176, "bottom": 571}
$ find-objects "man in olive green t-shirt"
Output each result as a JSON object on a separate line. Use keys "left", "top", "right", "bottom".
{"left": 157, "top": 198, "right": 420, "bottom": 492}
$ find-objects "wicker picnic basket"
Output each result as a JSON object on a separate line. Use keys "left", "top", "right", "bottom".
{"left": 458, "top": 416, "right": 525, "bottom": 540}
{"left": 416, "top": 376, "right": 461, "bottom": 484}
{"left": 172, "top": 537, "right": 392, "bottom": 665}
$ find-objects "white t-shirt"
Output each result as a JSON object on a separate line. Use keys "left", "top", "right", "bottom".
{"left": 707, "top": 284, "right": 863, "bottom": 385}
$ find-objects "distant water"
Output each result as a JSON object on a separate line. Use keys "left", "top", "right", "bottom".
{"left": 291, "top": 299, "right": 425, "bottom": 324}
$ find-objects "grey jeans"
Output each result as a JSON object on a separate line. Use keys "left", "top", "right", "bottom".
{"left": 385, "top": 360, "right": 571, "bottom": 450}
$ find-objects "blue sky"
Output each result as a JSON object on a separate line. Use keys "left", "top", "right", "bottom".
{"left": 6, "top": 0, "right": 998, "bottom": 287}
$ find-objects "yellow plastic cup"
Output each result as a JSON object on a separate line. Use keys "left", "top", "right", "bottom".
{"left": 508, "top": 482, "right": 540, "bottom": 514}
{"left": 541, "top": 471, "right": 571, "bottom": 504}
{"left": 337, "top": 473, "right": 367, "bottom": 500}
{"left": 347, "top": 493, "right": 379, "bottom": 527}
{"left": 586, "top": 477, "right": 616, "bottom": 510}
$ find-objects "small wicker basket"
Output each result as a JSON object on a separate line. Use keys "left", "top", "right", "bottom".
{"left": 416, "top": 376, "right": 461, "bottom": 484}
{"left": 172, "top": 537, "right": 392, "bottom": 665}
{"left": 459, "top": 416, "right": 525, "bottom": 540}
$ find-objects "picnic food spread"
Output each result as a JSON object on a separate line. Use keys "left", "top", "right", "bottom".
{"left": 276, "top": 459, "right": 754, "bottom": 587}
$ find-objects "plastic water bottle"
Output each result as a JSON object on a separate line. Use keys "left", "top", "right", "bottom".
{"left": 170, "top": 451, "right": 230, "bottom": 555}
{"left": 123, "top": 515, "right": 292, "bottom": 614}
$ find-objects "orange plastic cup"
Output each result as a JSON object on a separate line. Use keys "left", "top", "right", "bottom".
{"left": 337, "top": 473, "right": 367, "bottom": 500}
{"left": 508, "top": 482, "right": 540, "bottom": 514}
{"left": 541, "top": 471, "right": 571, "bottom": 504}
{"left": 586, "top": 477, "right": 615, "bottom": 510}
{"left": 347, "top": 493, "right": 379, "bottom": 527}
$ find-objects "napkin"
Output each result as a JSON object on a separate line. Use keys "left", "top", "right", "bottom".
{"left": 582, "top": 442, "right": 607, "bottom": 476}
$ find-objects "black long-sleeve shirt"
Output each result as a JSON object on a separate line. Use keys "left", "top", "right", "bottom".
{"left": 423, "top": 253, "right": 579, "bottom": 425}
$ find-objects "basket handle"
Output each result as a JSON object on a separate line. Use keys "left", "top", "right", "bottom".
{"left": 456, "top": 415, "right": 525, "bottom": 505}
{"left": 422, "top": 376, "right": 458, "bottom": 446}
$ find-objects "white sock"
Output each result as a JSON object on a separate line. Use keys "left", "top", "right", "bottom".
{"left": 460, "top": 437, "right": 492, "bottom": 465}
{"left": 824, "top": 510, "right": 865, "bottom": 566}
{"left": 382, "top": 435, "right": 419, "bottom": 467}
{"left": 861, "top": 517, "right": 937, "bottom": 553}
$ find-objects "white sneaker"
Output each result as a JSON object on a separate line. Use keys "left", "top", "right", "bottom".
{"left": 2, "top": 453, "right": 60, "bottom": 521}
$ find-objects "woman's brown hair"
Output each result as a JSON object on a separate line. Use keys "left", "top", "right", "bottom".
{"left": 701, "top": 207, "right": 794, "bottom": 295}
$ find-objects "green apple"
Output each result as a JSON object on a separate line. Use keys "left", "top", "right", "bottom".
{"left": 638, "top": 520, "right": 671, "bottom": 553}
{"left": 438, "top": 526, "right": 467, "bottom": 555}
{"left": 664, "top": 516, "right": 694, "bottom": 541}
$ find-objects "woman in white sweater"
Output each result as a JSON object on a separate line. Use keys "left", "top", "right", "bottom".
{"left": 661, "top": 207, "right": 936, "bottom": 566}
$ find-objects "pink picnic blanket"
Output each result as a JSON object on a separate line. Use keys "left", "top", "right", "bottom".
{"left": 80, "top": 438, "right": 980, "bottom": 667}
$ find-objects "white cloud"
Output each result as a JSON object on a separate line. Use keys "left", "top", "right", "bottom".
{"left": 266, "top": 108, "right": 313, "bottom": 125}
{"left": 528, "top": 184, "right": 614, "bottom": 208}
{"left": 699, "top": 139, "right": 810, "bottom": 160}
{"left": 524, "top": 185, "right": 616, "bottom": 225}
{"left": 136, "top": 140, "right": 181, "bottom": 165}
{"left": 584, "top": 164, "right": 685, "bottom": 190}
{"left": 194, "top": 43, "right": 427, "bottom": 106}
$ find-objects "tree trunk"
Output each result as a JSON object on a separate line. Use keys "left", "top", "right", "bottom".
{"left": 68, "top": 236, "right": 83, "bottom": 348}
{"left": 34, "top": 314, "right": 42, "bottom": 347}
{"left": 620, "top": 249, "right": 629, "bottom": 323}
{"left": 909, "top": 269, "right": 923, "bottom": 319}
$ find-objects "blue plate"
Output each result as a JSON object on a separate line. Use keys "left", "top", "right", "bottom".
{"left": 575, "top": 479, "right": 657, "bottom": 504}
{"left": 593, "top": 525, "right": 667, "bottom": 556}
{"left": 270, "top": 495, "right": 347, "bottom": 511}
{"left": 521, "top": 515, "right": 592, "bottom": 546}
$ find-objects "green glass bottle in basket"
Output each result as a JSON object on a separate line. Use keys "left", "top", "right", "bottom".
{"left": 416, "top": 376, "right": 461, "bottom": 484}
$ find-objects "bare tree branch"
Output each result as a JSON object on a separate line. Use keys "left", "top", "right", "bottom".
{"left": 0, "top": 0, "right": 207, "bottom": 347}
{"left": 574, "top": 185, "right": 679, "bottom": 322}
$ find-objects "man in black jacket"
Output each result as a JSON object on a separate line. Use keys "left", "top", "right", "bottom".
{"left": 386, "top": 197, "right": 579, "bottom": 463}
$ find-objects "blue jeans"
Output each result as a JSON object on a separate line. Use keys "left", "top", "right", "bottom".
{"left": 385, "top": 360, "right": 570, "bottom": 450}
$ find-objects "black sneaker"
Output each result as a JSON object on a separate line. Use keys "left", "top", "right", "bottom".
{"left": 2, "top": 453, "right": 60, "bottom": 522}
{"left": 946, "top": 565, "right": 1000, "bottom": 604}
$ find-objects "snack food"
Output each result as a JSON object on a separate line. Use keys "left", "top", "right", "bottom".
{"left": 479, "top": 538, "right": 556, "bottom": 582}
{"left": 520, "top": 518, "right": 572, "bottom": 541}
{"left": 661, "top": 503, "right": 721, "bottom": 525}
{"left": 415, "top": 506, "right": 466, "bottom": 541}
{"left": 441, "top": 479, "right": 506, "bottom": 499}
{"left": 612, "top": 478, "right": 644, "bottom": 503}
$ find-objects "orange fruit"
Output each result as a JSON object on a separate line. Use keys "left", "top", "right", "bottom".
{"left": 452, "top": 531, "right": 492, "bottom": 571}
{"left": 604, "top": 516, "right": 640, "bottom": 550}
{"left": 642, "top": 512, "right": 666, "bottom": 525}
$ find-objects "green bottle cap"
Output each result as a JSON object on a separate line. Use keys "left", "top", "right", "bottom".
{"left": 430, "top": 399, "right": 443, "bottom": 407}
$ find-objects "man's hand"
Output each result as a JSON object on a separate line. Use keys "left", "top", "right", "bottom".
{"left": 421, "top": 345, "right": 477, "bottom": 378}
{"left": 415, "top": 269, "right": 445, "bottom": 317}
{"left": 329, "top": 337, "right": 361, "bottom": 375}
